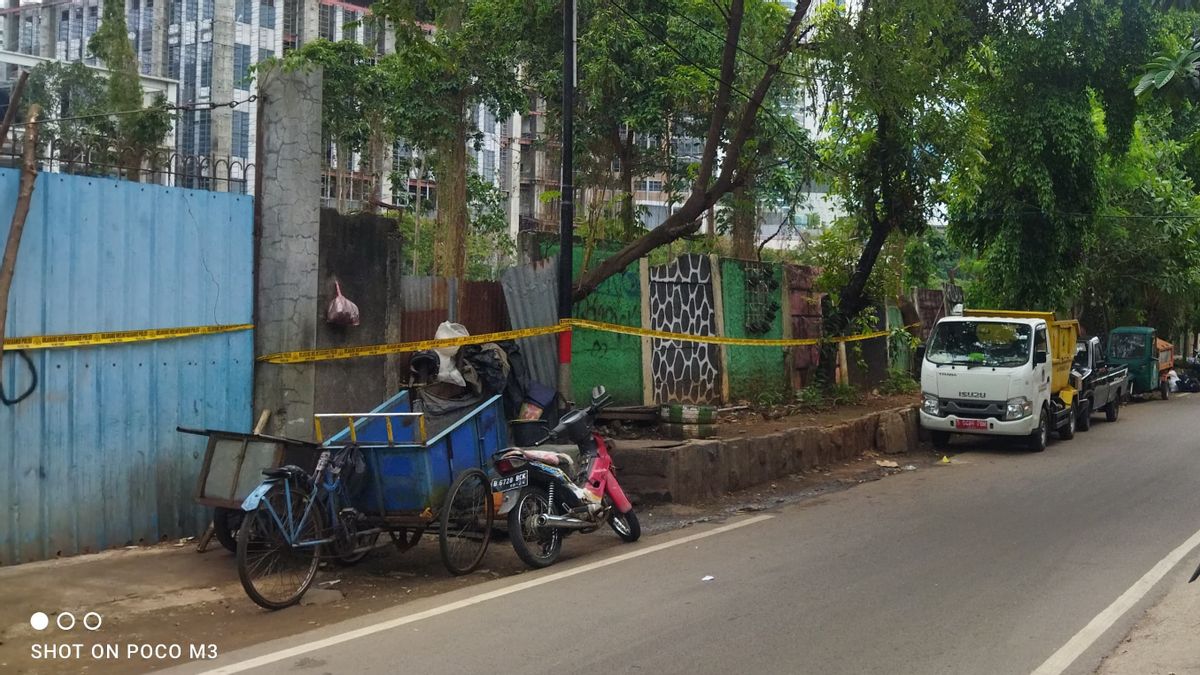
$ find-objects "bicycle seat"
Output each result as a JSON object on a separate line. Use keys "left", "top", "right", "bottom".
{"left": 261, "top": 465, "right": 307, "bottom": 479}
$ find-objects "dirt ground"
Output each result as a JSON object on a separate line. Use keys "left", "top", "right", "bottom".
{"left": 599, "top": 393, "right": 919, "bottom": 440}
{"left": 0, "top": 439, "right": 939, "bottom": 675}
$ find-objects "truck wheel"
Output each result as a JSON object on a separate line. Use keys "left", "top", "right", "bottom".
{"left": 1160, "top": 380, "right": 1170, "bottom": 401}
{"left": 1105, "top": 396, "right": 1120, "bottom": 422}
{"left": 1058, "top": 404, "right": 1076, "bottom": 440}
{"left": 1028, "top": 409, "right": 1049, "bottom": 452}
{"left": 930, "top": 430, "right": 951, "bottom": 449}
{"left": 1077, "top": 401, "right": 1091, "bottom": 432}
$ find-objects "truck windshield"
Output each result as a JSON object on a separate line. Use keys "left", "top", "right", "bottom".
{"left": 926, "top": 321, "right": 1032, "bottom": 367}
{"left": 1109, "top": 333, "right": 1146, "bottom": 360}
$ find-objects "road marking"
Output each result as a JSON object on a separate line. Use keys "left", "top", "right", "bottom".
{"left": 1030, "top": 526, "right": 1200, "bottom": 675}
{"left": 199, "top": 514, "right": 773, "bottom": 675}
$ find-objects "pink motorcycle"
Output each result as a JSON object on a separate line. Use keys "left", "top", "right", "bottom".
{"left": 492, "top": 386, "right": 641, "bottom": 568}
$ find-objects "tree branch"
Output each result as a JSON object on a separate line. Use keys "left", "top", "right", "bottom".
{"left": 571, "top": 0, "right": 815, "bottom": 301}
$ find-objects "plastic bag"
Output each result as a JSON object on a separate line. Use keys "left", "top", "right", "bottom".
{"left": 434, "top": 322, "right": 468, "bottom": 387}
{"left": 326, "top": 281, "right": 360, "bottom": 327}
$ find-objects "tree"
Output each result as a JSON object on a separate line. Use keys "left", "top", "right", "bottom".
{"left": 809, "top": 0, "right": 981, "bottom": 332}
{"left": 87, "top": 0, "right": 172, "bottom": 178}
{"left": 570, "top": 0, "right": 816, "bottom": 300}
{"left": 370, "top": 0, "right": 528, "bottom": 281}
{"left": 950, "top": 0, "right": 1155, "bottom": 311}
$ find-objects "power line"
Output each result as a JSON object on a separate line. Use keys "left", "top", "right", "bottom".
{"left": 10, "top": 95, "right": 257, "bottom": 127}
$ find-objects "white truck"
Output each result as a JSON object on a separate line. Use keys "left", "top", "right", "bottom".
{"left": 919, "top": 309, "right": 1080, "bottom": 452}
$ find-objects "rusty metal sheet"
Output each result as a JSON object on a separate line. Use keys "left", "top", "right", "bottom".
{"left": 500, "top": 258, "right": 559, "bottom": 390}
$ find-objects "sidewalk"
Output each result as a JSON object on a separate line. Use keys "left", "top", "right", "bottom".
{"left": 1097, "top": 573, "right": 1200, "bottom": 674}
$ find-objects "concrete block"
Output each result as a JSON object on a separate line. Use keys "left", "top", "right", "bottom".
{"left": 875, "top": 410, "right": 909, "bottom": 455}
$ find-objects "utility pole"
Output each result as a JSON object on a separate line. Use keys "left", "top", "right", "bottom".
{"left": 556, "top": 0, "right": 576, "bottom": 400}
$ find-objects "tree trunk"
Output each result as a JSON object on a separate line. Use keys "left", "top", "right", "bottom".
{"left": 615, "top": 127, "right": 635, "bottom": 240}
{"left": 436, "top": 97, "right": 469, "bottom": 280}
{"left": 730, "top": 177, "right": 757, "bottom": 260}
{"left": 0, "top": 105, "right": 41, "bottom": 385}
{"left": 833, "top": 222, "right": 890, "bottom": 333}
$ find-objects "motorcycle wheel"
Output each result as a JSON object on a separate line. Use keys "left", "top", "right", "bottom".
{"left": 507, "top": 487, "right": 562, "bottom": 569}
{"left": 609, "top": 508, "right": 641, "bottom": 543}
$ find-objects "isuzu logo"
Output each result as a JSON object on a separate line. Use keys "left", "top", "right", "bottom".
{"left": 958, "top": 391, "right": 987, "bottom": 399}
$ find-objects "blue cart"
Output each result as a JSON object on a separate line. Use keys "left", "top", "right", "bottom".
{"left": 231, "top": 390, "right": 507, "bottom": 610}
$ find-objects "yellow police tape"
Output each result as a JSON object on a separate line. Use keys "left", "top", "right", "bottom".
{"left": 256, "top": 319, "right": 906, "bottom": 365}
{"left": 2, "top": 324, "right": 254, "bottom": 351}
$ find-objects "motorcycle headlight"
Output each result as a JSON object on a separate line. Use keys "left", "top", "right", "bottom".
{"left": 922, "top": 393, "right": 942, "bottom": 417}
{"left": 1005, "top": 396, "right": 1032, "bottom": 421}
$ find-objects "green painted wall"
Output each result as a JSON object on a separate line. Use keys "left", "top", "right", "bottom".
{"left": 541, "top": 241, "right": 645, "bottom": 405}
{"left": 721, "top": 259, "right": 789, "bottom": 403}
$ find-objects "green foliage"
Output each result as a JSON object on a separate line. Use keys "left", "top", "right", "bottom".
{"left": 879, "top": 369, "right": 919, "bottom": 396}
{"left": 795, "top": 382, "right": 827, "bottom": 410}
{"left": 949, "top": 0, "right": 1157, "bottom": 312}
{"left": 829, "top": 382, "right": 862, "bottom": 407}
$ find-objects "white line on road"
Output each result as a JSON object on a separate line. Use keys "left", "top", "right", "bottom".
{"left": 1030, "top": 526, "right": 1200, "bottom": 675}
{"left": 200, "top": 514, "right": 773, "bottom": 675}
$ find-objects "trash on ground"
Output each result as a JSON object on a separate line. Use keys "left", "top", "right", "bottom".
{"left": 876, "top": 460, "right": 899, "bottom": 468}
{"left": 319, "top": 579, "right": 341, "bottom": 587}
{"left": 903, "top": 464, "right": 917, "bottom": 471}
{"left": 701, "top": 575, "right": 715, "bottom": 582}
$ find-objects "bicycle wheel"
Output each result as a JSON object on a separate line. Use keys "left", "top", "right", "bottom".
{"left": 439, "top": 468, "right": 494, "bottom": 575}
{"left": 236, "top": 481, "right": 323, "bottom": 610}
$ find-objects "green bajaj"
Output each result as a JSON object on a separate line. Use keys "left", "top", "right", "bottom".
{"left": 1107, "top": 327, "right": 1174, "bottom": 400}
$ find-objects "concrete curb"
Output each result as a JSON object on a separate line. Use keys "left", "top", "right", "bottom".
{"left": 613, "top": 405, "right": 920, "bottom": 504}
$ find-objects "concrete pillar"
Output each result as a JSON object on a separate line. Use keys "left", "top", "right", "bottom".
{"left": 37, "top": 6, "right": 56, "bottom": 59}
{"left": 300, "top": 0, "right": 319, "bottom": 44}
{"left": 210, "top": 0, "right": 234, "bottom": 190}
{"left": 151, "top": 0, "right": 168, "bottom": 80}
{"left": 254, "top": 65, "right": 323, "bottom": 440}
{"left": 506, "top": 112, "right": 522, "bottom": 241}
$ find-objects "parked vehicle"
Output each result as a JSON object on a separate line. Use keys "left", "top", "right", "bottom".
{"left": 1107, "top": 327, "right": 1174, "bottom": 400}
{"left": 920, "top": 309, "right": 1080, "bottom": 452}
{"left": 1071, "top": 337, "right": 1129, "bottom": 427}
{"left": 491, "top": 386, "right": 641, "bottom": 568}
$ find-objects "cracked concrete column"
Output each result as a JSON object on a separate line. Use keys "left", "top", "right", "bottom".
{"left": 254, "top": 66, "right": 323, "bottom": 440}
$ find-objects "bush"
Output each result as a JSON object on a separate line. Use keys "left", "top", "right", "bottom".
{"left": 829, "top": 383, "right": 862, "bottom": 406}
{"left": 795, "top": 382, "right": 827, "bottom": 409}
{"left": 879, "top": 368, "right": 920, "bottom": 396}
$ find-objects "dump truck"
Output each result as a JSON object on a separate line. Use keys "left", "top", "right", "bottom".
{"left": 920, "top": 309, "right": 1080, "bottom": 452}
{"left": 1107, "top": 327, "right": 1175, "bottom": 400}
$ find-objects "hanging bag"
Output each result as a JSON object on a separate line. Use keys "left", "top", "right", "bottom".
{"left": 326, "top": 281, "right": 360, "bottom": 327}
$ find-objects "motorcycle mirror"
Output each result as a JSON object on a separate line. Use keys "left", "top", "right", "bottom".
{"left": 591, "top": 385, "right": 607, "bottom": 402}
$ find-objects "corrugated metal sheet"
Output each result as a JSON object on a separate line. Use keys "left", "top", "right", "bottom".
{"left": 500, "top": 258, "right": 559, "bottom": 390}
{"left": 0, "top": 171, "right": 253, "bottom": 564}
{"left": 398, "top": 276, "right": 509, "bottom": 375}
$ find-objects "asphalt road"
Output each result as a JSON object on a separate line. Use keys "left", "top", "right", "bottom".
{"left": 171, "top": 394, "right": 1200, "bottom": 675}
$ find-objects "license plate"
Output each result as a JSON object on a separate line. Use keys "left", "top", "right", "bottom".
{"left": 955, "top": 419, "right": 988, "bottom": 430}
{"left": 491, "top": 471, "right": 529, "bottom": 492}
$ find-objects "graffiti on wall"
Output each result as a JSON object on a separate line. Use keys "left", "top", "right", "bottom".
{"left": 650, "top": 254, "right": 722, "bottom": 404}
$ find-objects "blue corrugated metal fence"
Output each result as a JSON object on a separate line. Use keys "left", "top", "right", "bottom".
{"left": 0, "top": 171, "right": 253, "bottom": 564}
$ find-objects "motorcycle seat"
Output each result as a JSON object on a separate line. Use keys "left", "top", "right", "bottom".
{"left": 505, "top": 445, "right": 582, "bottom": 475}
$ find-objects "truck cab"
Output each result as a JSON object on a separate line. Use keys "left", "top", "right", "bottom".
{"left": 1107, "top": 327, "right": 1173, "bottom": 400}
{"left": 920, "top": 310, "right": 1079, "bottom": 452}
{"left": 1072, "top": 336, "right": 1128, "bottom": 427}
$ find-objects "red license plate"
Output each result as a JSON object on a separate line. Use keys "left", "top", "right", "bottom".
{"left": 955, "top": 419, "right": 988, "bottom": 430}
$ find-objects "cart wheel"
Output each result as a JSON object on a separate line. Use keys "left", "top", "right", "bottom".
{"left": 212, "top": 507, "right": 243, "bottom": 554}
{"left": 388, "top": 527, "right": 424, "bottom": 553}
{"left": 236, "top": 481, "right": 322, "bottom": 611}
{"left": 439, "top": 468, "right": 494, "bottom": 576}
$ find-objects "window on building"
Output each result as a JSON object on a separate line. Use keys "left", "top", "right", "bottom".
{"left": 498, "top": 147, "right": 510, "bottom": 191}
{"left": 182, "top": 47, "right": 196, "bottom": 101}
{"left": 482, "top": 150, "right": 496, "bottom": 184}
{"left": 641, "top": 179, "right": 663, "bottom": 192}
{"left": 363, "top": 19, "right": 375, "bottom": 51}
{"left": 233, "top": 43, "right": 251, "bottom": 89}
{"left": 197, "top": 108, "right": 211, "bottom": 155}
{"left": 58, "top": 11, "right": 69, "bottom": 41}
{"left": 167, "top": 44, "right": 181, "bottom": 79}
{"left": 258, "top": 47, "right": 274, "bottom": 64}
{"left": 170, "top": 0, "right": 181, "bottom": 22}
{"left": 342, "top": 10, "right": 358, "bottom": 42}
{"left": 480, "top": 108, "right": 496, "bottom": 131}
{"left": 805, "top": 212, "right": 821, "bottom": 230}
{"left": 235, "top": 0, "right": 251, "bottom": 23}
{"left": 85, "top": 6, "right": 98, "bottom": 39}
{"left": 232, "top": 110, "right": 250, "bottom": 158}
{"left": 200, "top": 42, "right": 212, "bottom": 87}
{"left": 260, "top": 0, "right": 275, "bottom": 28}
{"left": 318, "top": 4, "right": 333, "bottom": 39}
{"left": 202, "top": 0, "right": 213, "bottom": 21}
